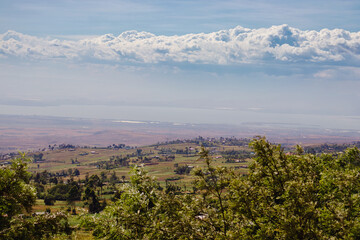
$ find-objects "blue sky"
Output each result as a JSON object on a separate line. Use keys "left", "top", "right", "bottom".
{"left": 1, "top": 0, "right": 360, "bottom": 129}
{"left": 1, "top": 0, "right": 359, "bottom": 35}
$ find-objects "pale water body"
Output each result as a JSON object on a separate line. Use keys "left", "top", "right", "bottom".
{"left": 1, "top": 105, "right": 360, "bottom": 131}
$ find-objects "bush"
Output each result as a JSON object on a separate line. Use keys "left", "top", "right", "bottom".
{"left": 0, "top": 212, "right": 72, "bottom": 240}
{"left": 44, "top": 194, "right": 56, "bottom": 206}
{"left": 174, "top": 165, "right": 192, "bottom": 175}
{"left": 86, "top": 137, "right": 360, "bottom": 239}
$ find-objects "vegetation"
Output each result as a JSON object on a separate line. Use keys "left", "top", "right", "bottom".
{"left": 46, "top": 180, "right": 81, "bottom": 202}
{"left": 2, "top": 212, "right": 72, "bottom": 240}
{"left": 174, "top": 165, "right": 193, "bottom": 175}
{"left": 0, "top": 154, "right": 36, "bottom": 229}
{"left": 304, "top": 141, "right": 360, "bottom": 154}
{"left": 1, "top": 137, "right": 360, "bottom": 239}
{"left": 0, "top": 154, "right": 72, "bottom": 239}
{"left": 82, "top": 137, "right": 360, "bottom": 239}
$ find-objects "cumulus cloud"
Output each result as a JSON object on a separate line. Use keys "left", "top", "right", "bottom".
{"left": 0, "top": 25, "right": 359, "bottom": 65}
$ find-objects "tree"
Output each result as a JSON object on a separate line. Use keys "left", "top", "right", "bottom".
{"left": 226, "top": 137, "right": 360, "bottom": 239}
{"left": 83, "top": 187, "right": 102, "bottom": 214}
{"left": 192, "top": 147, "right": 231, "bottom": 238}
{"left": 84, "top": 137, "right": 360, "bottom": 239}
{"left": 174, "top": 165, "right": 192, "bottom": 175}
{"left": 67, "top": 185, "right": 82, "bottom": 206}
{"left": 1, "top": 212, "right": 72, "bottom": 239}
{"left": 87, "top": 174, "right": 101, "bottom": 188}
{"left": 136, "top": 148, "right": 143, "bottom": 156}
{"left": 100, "top": 171, "right": 107, "bottom": 182}
{"left": 32, "top": 153, "right": 43, "bottom": 163}
{"left": 83, "top": 166, "right": 159, "bottom": 238}
{"left": 0, "top": 154, "right": 36, "bottom": 230}
{"left": 73, "top": 168, "right": 80, "bottom": 176}
{"left": 44, "top": 194, "right": 56, "bottom": 206}
{"left": 109, "top": 171, "right": 118, "bottom": 184}
{"left": 0, "top": 154, "right": 72, "bottom": 239}
{"left": 49, "top": 176, "right": 58, "bottom": 185}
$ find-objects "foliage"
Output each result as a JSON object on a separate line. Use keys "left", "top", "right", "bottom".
{"left": 0, "top": 212, "right": 72, "bottom": 240}
{"left": 226, "top": 137, "right": 360, "bottom": 239}
{"left": 58, "top": 144, "right": 76, "bottom": 149}
{"left": 46, "top": 180, "right": 81, "bottom": 202}
{"left": 0, "top": 153, "right": 36, "bottom": 230}
{"left": 304, "top": 141, "right": 360, "bottom": 155}
{"left": 84, "top": 137, "right": 360, "bottom": 239}
{"left": 33, "top": 169, "right": 79, "bottom": 184}
{"left": 192, "top": 147, "right": 232, "bottom": 239}
{"left": 44, "top": 194, "right": 56, "bottom": 206}
{"left": 109, "top": 171, "right": 119, "bottom": 184}
{"left": 174, "top": 165, "right": 192, "bottom": 175}
{"left": 32, "top": 153, "right": 44, "bottom": 163}
{"left": 94, "top": 156, "right": 130, "bottom": 170}
{"left": 220, "top": 149, "right": 251, "bottom": 161}
{"left": 82, "top": 174, "right": 106, "bottom": 213}
{"left": 83, "top": 187, "right": 103, "bottom": 214}
{"left": 0, "top": 154, "right": 72, "bottom": 239}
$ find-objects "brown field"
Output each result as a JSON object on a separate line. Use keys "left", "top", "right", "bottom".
{"left": 1, "top": 114, "right": 360, "bottom": 153}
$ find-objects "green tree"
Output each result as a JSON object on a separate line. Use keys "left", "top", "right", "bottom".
{"left": 192, "top": 147, "right": 232, "bottom": 239}
{"left": 85, "top": 137, "right": 360, "bottom": 240}
{"left": 0, "top": 154, "right": 72, "bottom": 239}
{"left": 1, "top": 212, "right": 72, "bottom": 240}
{"left": 100, "top": 171, "right": 107, "bottom": 182}
{"left": 44, "top": 194, "right": 56, "bottom": 206}
{"left": 227, "top": 137, "right": 360, "bottom": 239}
{"left": 83, "top": 187, "right": 102, "bottom": 214}
{"left": 0, "top": 154, "right": 36, "bottom": 230}
{"left": 84, "top": 166, "right": 160, "bottom": 238}
{"left": 67, "top": 185, "right": 81, "bottom": 206}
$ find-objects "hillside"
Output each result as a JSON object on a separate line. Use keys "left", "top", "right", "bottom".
{"left": 9, "top": 137, "right": 252, "bottom": 185}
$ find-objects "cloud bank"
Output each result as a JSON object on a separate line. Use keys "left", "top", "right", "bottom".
{"left": 1, "top": 25, "right": 360, "bottom": 65}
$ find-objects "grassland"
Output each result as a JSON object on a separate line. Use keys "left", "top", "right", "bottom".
{"left": 27, "top": 140, "right": 251, "bottom": 186}
{"left": 2, "top": 138, "right": 250, "bottom": 236}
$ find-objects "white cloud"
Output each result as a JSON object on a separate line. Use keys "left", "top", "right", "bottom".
{"left": 314, "top": 66, "right": 360, "bottom": 80}
{"left": 1, "top": 25, "right": 359, "bottom": 65}
{"left": 314, "top": 69, "right": 334, "bottom": 79}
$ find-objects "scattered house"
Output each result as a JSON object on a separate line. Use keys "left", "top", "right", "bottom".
{"left": 234, "top": 159, "right": 245, "bottom": 163}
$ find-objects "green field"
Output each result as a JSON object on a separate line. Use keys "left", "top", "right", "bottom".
{"left": 28, "top": 140, "right": 251, "bottom": 185}
{"left": 4, "top": 138, "right": 250, "bottom": 237}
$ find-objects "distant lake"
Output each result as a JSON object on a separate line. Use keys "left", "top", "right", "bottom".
{"left": 1, "top": 104, "right": 360, "bottom": 131}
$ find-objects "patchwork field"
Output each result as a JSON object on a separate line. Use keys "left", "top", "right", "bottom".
{"left": 26, "top": 139, "right": 251, "bottom": 185}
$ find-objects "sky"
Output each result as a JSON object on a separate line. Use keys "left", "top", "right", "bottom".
{"left": 1, "top": 0, "right": 360, "bottom": 129}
